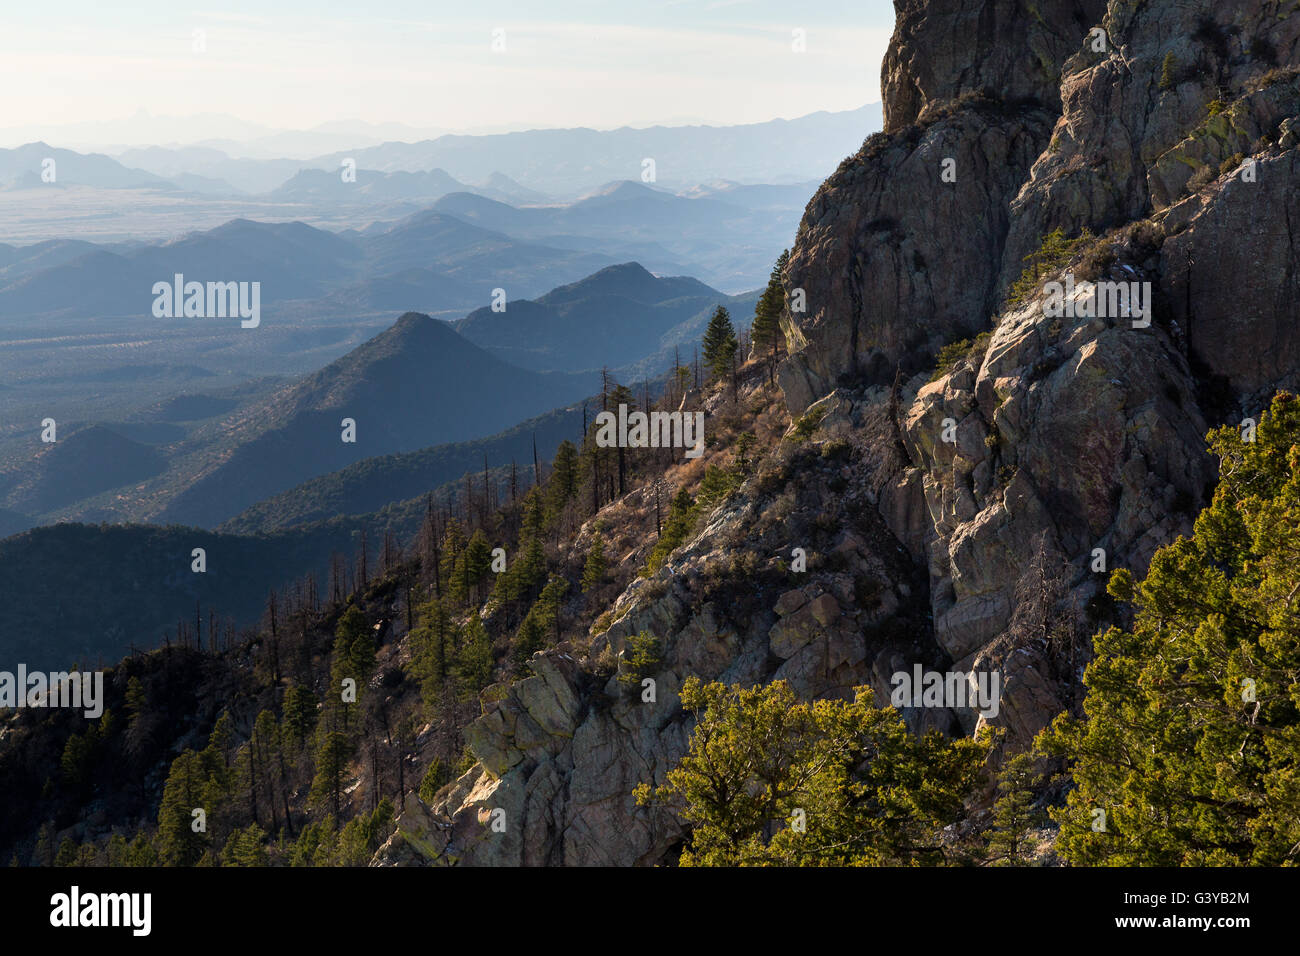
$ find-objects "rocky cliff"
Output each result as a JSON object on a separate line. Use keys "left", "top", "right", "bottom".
{"left": 377, "top": 0, "right": 1300, "bottom": 865}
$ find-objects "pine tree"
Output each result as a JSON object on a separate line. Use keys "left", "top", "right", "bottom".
{"left": 536, "top": 575, "right": 568, "bottom": 642}
{"left": 987, "top": 753, "right": 1045, "bottom": 865}
{"left": 289, "top": 818, "right": 339, "bottom": 867}
{"left": 701, "top": 305, "right": 738, "bottom": 384}
{"left": 1159, "top": 51, "right": 1178, "bottom": 90}
{"left": 1039, "top": 392, "right": 1300, "bottom": 865}
{"left": 644, "top": 488, "right": 699, "bottom": 574}
{"left": 546, "top": 440, "right": 582, "bottom": 524}
{"left": 440, "top": 519, "right": 469, "bottom": 604}
{"left": 411, "top": 597, "right": 453, "bottom": 699}
{"left": 282, "top": 683, "right": 318, "bottom": 752}
{"left": 750, "top": 250, "right": 788, "bottom": 384}
{"left": 157, "top": 750, "right": 208, "bottom": 866}
{"left": 734, "top": 431, "right": 756, "bottom": 474}
{"left": 457, "top": 615, "right": 495, "bottom": 694}
{"left": 106, "top": 833, "right": 129, "bottom": 868}
{"left": 510, "top": 489, "right": 548, "bottom": 601}
{"left": 54, "top": 838, "right": 78, "bottom": 867}
{"left": 463, "top": 530, "right": 493, "bottom": 603}
{"left": 336, "top": 800, "right": 394, "bottom": 866}
{"left": 222, "top": 823, "right": 269, "bottom": 867}
{"left": 196, "top": 713, "right": 236, "bottom": 852}
{"left": 60, "top": 730, "right": 96, "bottom": 792}
{"left": 513, "top": 611, "right": 547, "bottom": 667}
{"left": 333, "top": 605, "right": 375, "bottom": 682}
{"left": 309, "top": 708, "right": 354, "bottom": 825}
{"left": 581, "top": 532, "right": 607, "bottom": 593}
{"left": 125, "top": 676, "right": 147, "bottom": 726}
{"left": 126, "top": 832, "right": 157, "bottom": 867}
{"left": 636, "top": 678, "right": 990, "bottom": 865}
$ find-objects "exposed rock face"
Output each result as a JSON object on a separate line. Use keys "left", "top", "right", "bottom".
{"left": 896, "top": 268, "right": 1212, "bottom": 741}
{"left": 377, "top": 406, "right": 937, "bottom": 865}
{"left": 1001, "top": 2, "right": 1300, "bottom": 292}
{"left": 781, "top": 0, "right": 1111, "bottom": 415}
{"left": 378, "top": 0, "right": 1300, "bottom": 866}
{"left": 780, "top": 107, "right": 1055, "bottom": 415}
{"left": 1161, "top": 147, "right": 1300, "bottom": 401}
{"left": 899, "top": 288, "right": 1209, "bottom": 664}
{"left": 786, "top": 0, "right": 1300, "bottom": 750}
{"left": 882, "top": 0, "right": 1106, "bottom": 132}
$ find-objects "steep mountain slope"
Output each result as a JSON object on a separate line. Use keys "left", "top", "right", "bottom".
{"left": 0, "top": 425, "right": 166, "bottom": 515}
{"left": 376, "top": 0, "right": 1300, "bottom": 866}
{"left": 154, "top": 313, "right": 595, "bottom": 528}
{"left": 219, "top": 401, "right": 589, "bottom": 534}
{"left": 10, "top": 0, "right": 1297, "bottom": 872}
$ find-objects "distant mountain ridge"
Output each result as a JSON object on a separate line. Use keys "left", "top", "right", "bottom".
{"left": 0, "top": 212, "right": 617, "bottom": 321}
{"left": 269, "top": 167, "right": 551, "bottom": 206}
{"left": 453, "top": 262, "right": 725, "bottom": 372}
{"left": 314, "top": 104, "right": 884, "bottom": 195}
{"left": 0, "top": 143, "right": 166, "bottom": 189}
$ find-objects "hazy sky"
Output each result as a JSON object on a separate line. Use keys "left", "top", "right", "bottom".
{"left": 1, "top": 0, "right": 895, "bottom": 140}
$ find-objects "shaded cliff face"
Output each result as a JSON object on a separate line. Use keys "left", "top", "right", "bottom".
{"left": 881, "top": 0, "right": 1105, "bottom": 132}
{"left": 781, "top": 0, "right": 1108, "bottom": 414}
{"left": 378, "top": 0, "right": 1300, "bottom": 866}
{"left": 778, "top": 105, "right": 1054, "bottom": 414}
{"left": 782, "top": 0, "right": 1300, "bottom": 747}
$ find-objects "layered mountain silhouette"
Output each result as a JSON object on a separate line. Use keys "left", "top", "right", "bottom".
{"left": 267, "top": 167, "right": 550, "bottom": 206}
{"left": 0, "top": 238, "right": 109, "bottom": 280}
{"left": 0, "top": 219, "right": 356, "bottom": 318}
{"left": 269, "top": 167, "right": 471, "bottom": 202}
{"left": 153, "top": 312, "right": 597, "bottom": 528}
{"left": 428, "top": 181, "right": 800, "bottom": 290}
{"left": 0, "top": 143, "right": 166, "bottom": 189}
{"left": 0, "top": 213, "right": 616, "bottom": 320}
{"left": 432, "top": 181, "right": 756, "bottom": 240}
{"left": 2, "top": 256, "right": 749, "bottom": 535}
{"left": 112, "top": 145, "right": 305, "bottom": 194}
{"left": 453, "top": 263, "right": 723, "bottom": 372}
{"left": 314, "top": 104, "right": 883, "bottom": 194}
